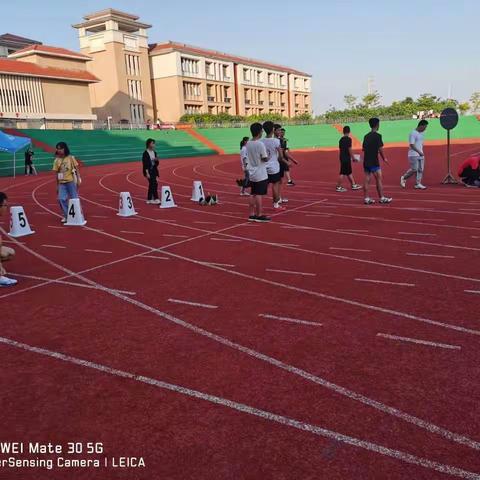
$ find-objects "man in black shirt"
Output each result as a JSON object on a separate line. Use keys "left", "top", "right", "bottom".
{"left": 362, "top": 118, "right": 392, "bottom": 204}
{"left": 336, "top": 126, "right": 361, "bottom": 192}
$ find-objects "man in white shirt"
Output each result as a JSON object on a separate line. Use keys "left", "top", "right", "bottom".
{"left": 246, "top": 123, "right": 271, "bottom": 222}
{"left": 401, "top": 120, "right": 428, "bottom": 189}
{"left": 261, "top": 121, "right": 285, "bottom": 209}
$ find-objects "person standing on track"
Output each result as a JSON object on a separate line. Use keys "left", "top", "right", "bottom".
{"left": 278, "top": 127, "right": 298, "bottom": 186}
{"left": 336, "top": 126, "right": 361, "bottom": 192}
{"left": 400, "top": 120, "right": 428, "bottom": 190}
{"left": 142, "top": 138, "right": 160, "bottom": 204}
{"left": 246, "top": 123, "right": 270, "bottom": 222}
{"left": 262, "top": 121, "right": 284, "bottom": 210}
{"left": 0, "top": 192, "right": 18, "bottom": 287}
{"left": 52, "top": 142, "right": 81, "bottom": 223}
{"left": 24, "top": 147, "right": 37, "bottom": 176}
{"left": 362, "top": 118, "right": 392, "bottom": 205}
{"left": 237, "top": 136, "right": 250, "bottom": 195}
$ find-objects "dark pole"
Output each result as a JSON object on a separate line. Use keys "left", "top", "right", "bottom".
{"left": 447, "top": 129, "right": 450, "bottom": 175}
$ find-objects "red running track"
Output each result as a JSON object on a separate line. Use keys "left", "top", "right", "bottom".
{"left": 1, "top": 143, "right": 480, "bottom": 479}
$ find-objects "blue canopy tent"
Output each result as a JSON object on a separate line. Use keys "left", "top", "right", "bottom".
{"left": 0, "top": 131, "right": 32, "bottom": 178}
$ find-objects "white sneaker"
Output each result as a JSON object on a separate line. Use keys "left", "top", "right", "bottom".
{"left": 0, "top": 276, "right": 18, "bottom": 287}
{"left": 352, "top": 184, "right": 362, "bottom": 190}
{"left": 380, "top": 197, "right": 393, "bottom": 204}
{"left": 400, "top": 176, "right": 406, "bottom": 188}
{"left": 336, "top": 186, "right": 347, "bottom": 192}
{"left": 280, "top": 198, "right": 289, "bottom": 203}
{"left": 146, "top": 200, "right": 155, "bottom": 204}
{"left": 154, "top": 199, "right": 161, "bottom": 204}
{"left": 414, "top": 184, "right": 427, "bottom": 190}
{"left": 364, "top": 198, "right": 376, "bottom": 205}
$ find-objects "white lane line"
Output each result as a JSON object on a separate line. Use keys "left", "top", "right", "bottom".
{"left": 406, "top": 253, "right": 455, "bottom": 259}
{"left": 211, "top": 238, "right": 241, "bottom": 242}
{"left": 9, "top": 273, "right": 136, "bottom": 295}
{"left": 85, "top": 249, "right": 113, "bottom": 254}
{"left": 306, "top": 214, "right": 332, "bottom": 217}
{"left": 472, "top": 236, "right": 479, "bottom": 239}
{"left": 465, "top": 290, "right": 480, "bottom": 295}
{"left": 194, "top": 221, "right": 217, "bottom": 224}
{"left": 91, "top": 215, "right": 108, "bottom": 219}
{"left": 259, "top": 314, "right": 322, "bottom": 327}
{"left": 398, "top": 232, "right": 437, "bottom": 236}
{"left": 6, "top": 219, "right": 480, "bottom": 453}
{"left": 202, "top": 262, "right": 236, "bottom": 268}
{"left": 120, "top": 230, "right": 144, "bottom": 235}
{"left": 163, "top": 234, "right": 189, "bottom": 238}
{"left": 34, "top": 212, "right": 50, "bottom": 215}
{"left": 273, "top": 243, "right": 300, "bottom": 247}
{"left": 0, "top": 337, "right": 477, "bottom": 480}
{"left": 266, "top": 269, "right": 316, "bottom": 277}
{"left": 141, "top": 255, "right": 170, "bottom": 260}
{"left": 410, "top": 218, "right": 446, "bottom": 222}
{"left": 168, "top": 298, "right": 218, "bottom": 309}
{"left": 377, "top": 333, "right": 461, "bottom": 350}
{"left": 337, "top": 229, "right": 369, "bottom": 233}
{"left": 355, "top": 278, "right": 415, "bottom": 287}
{"left": 2, "top": 239, "right": 25, "bottom": 244}
{"left": 47, "top": 225, "right": 64, "bottom": 229}
{"left": 41, "top": 244, "right": 66, "bottom": 249}
{"left": 330, "top": 247, "right": 372, "bottom": 253}
{"left": 281, "top": 226, "right": 312, "bottom": 230}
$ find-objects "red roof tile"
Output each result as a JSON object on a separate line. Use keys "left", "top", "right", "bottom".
{"left": 149, "top": 41, "right": 311, "bottom": 77}
{"left": 9, "top": 44, "right": 91, "bottom": 61}
{"left": 0, "top": 58, "right": 99, "bottom": 83}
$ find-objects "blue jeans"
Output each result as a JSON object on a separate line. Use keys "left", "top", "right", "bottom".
{"left": 58, "top": 182, "right": 78, "bottom": 217}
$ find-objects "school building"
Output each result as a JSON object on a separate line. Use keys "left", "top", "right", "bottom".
{"left": 0, "top": 8, "right": 312, "bottom": 127}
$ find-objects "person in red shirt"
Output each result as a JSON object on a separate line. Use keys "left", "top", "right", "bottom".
{"left": 458, "top": 155, "right": 480, "bottom": 187}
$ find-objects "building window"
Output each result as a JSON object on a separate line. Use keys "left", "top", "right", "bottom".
{"left": 181, "top": 57, "right": 199, "bottom": 75}
{"left": 222, "top": 64, "right": 230, "bottom": 80}
{"left": 127, "top": 80, "right": 143, "bottom": 100}
{"left": 280, "top": 75, "right": 286, "bottom": 87}
{"left": 294, "top": 77, "right": 299, "bottom": 89}
{"left": 206, "top": 62, "right": 214, "bottom": 78}
{"left": 243, "top": 68, "right": 250, "bottom": 82}
{"left": 268, "top": 73, "right": 274, "bottom": 85}
{"left": 185, "top": 104, "right": 202, "bottom": 114}
{"left": 304, "top": 79, "right": 309, "bottom": 89}
{"left": 183, "top": 82, "right": 201, "bottom": 99}
{"left": 125, "top": 55, "right": 141, "bottom": 76}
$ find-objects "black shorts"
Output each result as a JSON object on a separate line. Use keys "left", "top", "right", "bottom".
{"left": 250, "top": 179, "right": 269, "bottom": 195}
{"left": 267, "top": 172, "right": 282, "bottom": 183}
{"left": 340, "top": 161, "right": 352, "bottom": 176}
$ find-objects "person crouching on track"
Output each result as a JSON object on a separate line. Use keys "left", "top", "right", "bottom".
{"left": 0, "top": 192, "right": 17, "bottom": 287}
{"left": 336, "top": 126, "right": 361, "bottom": 192}
{"left": 458, "top": 155, "right": 480, "bottom": 187}
{"left": 142, "top": 138, "right": 160, "bottom": 204}
{"left": 238, "top": 136, "right": 250, "bottom": 195}
{"left": 52, "top": 142, "right": 81, "bottom": 223}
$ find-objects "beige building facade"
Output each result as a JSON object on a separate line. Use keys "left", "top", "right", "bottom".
{"left": 0, "top": 45, "right": 98, "bottom": 123}
{"left": 73, "top": 9, "right": 312, "bottom": 123}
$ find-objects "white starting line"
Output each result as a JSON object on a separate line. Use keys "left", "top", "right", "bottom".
{"left": 168, "top": 298, "right": 218, "bottom": 309}
{"left": 201, "top": 262, "right": 236, "bottom": 268}
{"left": 406, "top": 253, "right": 455, "bottom": 259}
{"left": 194, "top": 221, "right": 217, "bottom": 224}
{"left": 120, "top": 231, "right": 145, "bottom": 235}
{"left": 259, "top": 314, "right": 322, "bottom": 327}
{"left": 355, "top": 278, "right": 415, "bottom": 287}
{"left": 163, "top": 234, "right": 189, "bottom": 238}
{"left": 266, "top": 269, "right": 316, "bottom": 277}
{"left": 210, "top": 238, "right": 241, "bottom": 242}
{"left": 91, "top": 215, "right": 109, "bottom": 219}
{"left": 398, "top": 232, "right": 437, "bottom": 236}
{"left": 377, "top": 333, "right": 461, "bottom": 350}
{"left": 329, "top": 247, "right": 372, "bottom": 253}
{"left": 85, "top": 249, "right": 113, "bottom": 254}
{"left": 464, "top": 290, "right": 480, "bottom": 295}
{"left": 410, "top": 218, "right": 445, "bottom": 222}
{"left": 41, "top": 244, "right": 66, "bottom": 249}
{"left": 47, "top": 226, "right": 64, "bottom": 229}
{"left": 141, "top": 255, "right": 170, "bottom": 260}
{"left": 337, "top": 229, "right": 369, "bottom": 233}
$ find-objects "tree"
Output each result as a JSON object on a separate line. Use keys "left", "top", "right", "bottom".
{"left": 361, "top": 91, "right": 381, "bottom": 109}
{"left": 470, "top": 92, "right": 480, "bottom": 113}
{"left": 343, "top": 94, "right": 357, "bottom": 110}
{"left": 459, "top": 102, "right": 470, "bottom": 115}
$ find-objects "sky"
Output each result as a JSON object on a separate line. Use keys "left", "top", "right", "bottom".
{"left": 1, "top": 0, "right": 479, "bottom": 115}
